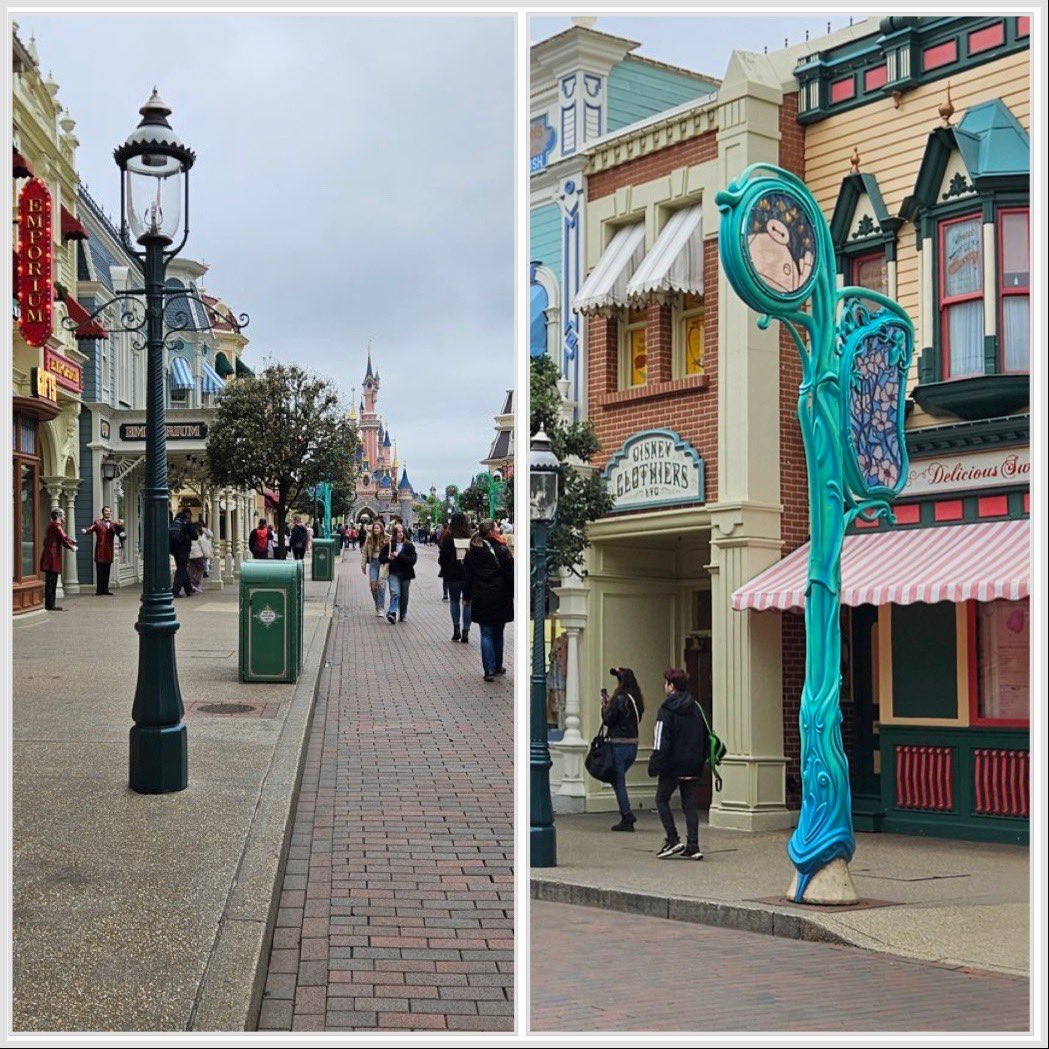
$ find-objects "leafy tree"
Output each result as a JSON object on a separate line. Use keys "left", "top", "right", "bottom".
{"left": 460, "top": 476, "right": 490, "bottom": 520}
{"left": 206, "top": 363, "right": 359, "bottom": 557}
{"left": 530, "top": 354, "right": 614, "bottom": 571}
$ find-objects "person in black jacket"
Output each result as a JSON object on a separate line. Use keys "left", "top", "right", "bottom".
{"left": 380, "top": 521, "right": 417, "bottom": 624}
{"left": 648, "top": 668, "right": 709, "bottom": 860}
{"left": 170, "top": 509, "right": 197, "bottom": 599}
{"left": 438, "top": 512, "right": 473, "bottom": 643}
{"left": 289, "top": 517, "right": 310, "bottom": 561}
{"left": 462, "top": 519, "right": 513, "bottom": 682}
{"left": 602, "top": 667, "right": 645, "bottom": 832}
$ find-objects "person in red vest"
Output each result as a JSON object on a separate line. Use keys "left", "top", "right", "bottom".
{"left": 82, "top": 505, "right": 124, "bottom": 596}
{"left": 40, "top": 507, "right": 77, "bottom": 611}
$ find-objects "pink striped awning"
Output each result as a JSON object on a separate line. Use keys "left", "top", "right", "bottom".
{"left": 733, "top": 519, "right": 1030, "bottom": 611}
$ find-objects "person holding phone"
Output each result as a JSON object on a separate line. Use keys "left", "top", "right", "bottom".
{"left": 601, "top": 666, "right": 645, "bottom": 832}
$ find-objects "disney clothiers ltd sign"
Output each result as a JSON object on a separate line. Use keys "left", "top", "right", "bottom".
{"left": 603, "top": 429, "right": 706, "bottom": 513}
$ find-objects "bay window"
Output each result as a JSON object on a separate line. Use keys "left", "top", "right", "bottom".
{"left": 998, "top": 208, "right": 1029, "bottom": 372}
{"left": 939, "top": 213, "right": 984, "bottom": 378}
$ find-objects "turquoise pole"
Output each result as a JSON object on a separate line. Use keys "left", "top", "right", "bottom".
{"left": 716, "top": 164, "right": 913, "bottom": 902}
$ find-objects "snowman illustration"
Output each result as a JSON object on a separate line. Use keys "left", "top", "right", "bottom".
{"left": 747, "top": 193, "right": 814, "bottom": 294}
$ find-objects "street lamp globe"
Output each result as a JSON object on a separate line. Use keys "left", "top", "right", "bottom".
{"left": 529, "top": 428, "right": 559, "bottom": 523}
{"left": 114, "top": 89, "right": 195, "bottom": 248}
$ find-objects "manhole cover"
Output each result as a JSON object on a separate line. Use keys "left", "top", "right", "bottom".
{"left": 197, "top": 702, "right": 256, "bottom": 715}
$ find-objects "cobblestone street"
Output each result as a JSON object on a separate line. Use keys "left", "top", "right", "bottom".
{"left": 531, "top": 900, "right": 1029, "bottom": 1033}
{"left": 256, "top": 545, "right": 514, "bottom": 1032}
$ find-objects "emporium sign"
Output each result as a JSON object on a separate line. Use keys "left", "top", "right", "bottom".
{"left": 17, "top": 178, "right": 53, "bottom": 347}
{"left": 119, "top": 421, "right": 208, "bottom": 442}
{"left": 44, "top": 347, "right": 83, "bottom": 393}
{"left": 904, "top": 446, "right": 1030, "bottom": 497}
{"left": 603, "top": 429, "right": 706, "bottom": 512}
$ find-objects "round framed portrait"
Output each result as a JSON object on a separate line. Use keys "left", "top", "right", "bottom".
{"left": 740, "top": 188, "right": 820, "bottom": 305}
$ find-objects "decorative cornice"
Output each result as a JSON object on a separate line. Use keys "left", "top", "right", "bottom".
{"left": 585, "top": 103, "right": 718, "bottom": 174}
{"left": 907, "top": 414, "right": 1029, "bottom": 455}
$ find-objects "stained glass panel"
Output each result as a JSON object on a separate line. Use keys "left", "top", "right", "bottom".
{"left": 846, "top": 327, "right": 905, "bottom": 494}
{"left": 684, "top": 315, "right": 704, "bottom": 375}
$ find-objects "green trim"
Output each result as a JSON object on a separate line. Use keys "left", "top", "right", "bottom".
{"left": 906, "top": 414, "right": 1028, "bottom": 455}
{"left": 880, "top": 725, "right": 1028, "bottom": 844}
{"left": 797, "top": 17, "right": 1030, "bottom": 125}
{"left": 912, "top": 374, "right": 1030, "bottom": 420}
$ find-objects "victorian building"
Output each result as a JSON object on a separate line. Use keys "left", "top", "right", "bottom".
{"left": 539, "top": 16, "right": 1030, "bottom": 846}
{"left": 346, "top": 350, "right": 416, "bottom": 528}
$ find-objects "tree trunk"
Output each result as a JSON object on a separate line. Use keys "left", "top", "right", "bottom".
{"left": 275, "top": 500, "right": 289, "bottom": 560}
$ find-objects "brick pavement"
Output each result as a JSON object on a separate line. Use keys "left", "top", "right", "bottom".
{"left": 256, "top": 545, "right": 514, "bottom": 1032}
{"left": 531, "top": 901, "right": 1029, "bottom": 1033}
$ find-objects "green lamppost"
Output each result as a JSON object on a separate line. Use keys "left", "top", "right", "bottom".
{"left": 114, "top": 91, "right": 197, "bottom": 794}
{"left": 530, "top": 428, "right": 559, "bottom": 867}
{"left": 717, "top": 164, "right": 913, "bottom": 903}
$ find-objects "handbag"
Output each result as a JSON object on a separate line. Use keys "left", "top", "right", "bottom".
{"left": 584, "top": 727, "right": 616, "bottom": 784}
{"left": 695, "top": 701, "right": 727, "bottom": 792}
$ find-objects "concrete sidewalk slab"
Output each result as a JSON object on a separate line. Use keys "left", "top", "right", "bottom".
{"left": 12, "top": 562, "right": 337, "bottom": 1032}
{"left": 531, "top": 811, "right": 1029, "bottom": 976}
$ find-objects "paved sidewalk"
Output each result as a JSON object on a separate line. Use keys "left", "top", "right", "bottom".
{"left": 255, "top": 544, "right": 514, "bottom": 1032}
{"left": 532, "top": 810, "right": 1029, "bottom": 975}
{"left": 11, "top": 561, "right": 336, "bottom": 1031}
{"left": 531, "top": 900, "right": 1030, "bottom": 1033}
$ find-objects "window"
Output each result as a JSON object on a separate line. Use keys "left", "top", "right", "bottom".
{"left": 674, "top": 293, "right": 704, "bottom": 378}
{"left": 619, "top": 308, "right": 647, "bottom": 388}
{"left": 974, "top": 599, "right": 1029, "bottom": 724}
{"left": 939, "top": 214, "right": 984, "bottom": 378}
{"left": 530, "top": 281, "right": 549, "bottom": 359}
{"left": 998, "top": 209, "right": 1029, "bottom": 372}
{"left": 849, "top": 251, "right": 888, "bottom": 319}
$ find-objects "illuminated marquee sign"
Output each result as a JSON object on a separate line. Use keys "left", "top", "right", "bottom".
{"left": 44, "top": 347, "right": 83, "bottom": 394}
{"left": 31, "top": 367, "right": 59, "bottom": 404}
{"left": 119, "top": 421, "right": 208, "bottom": 442}
{"left": 17, "top": 178, "right": 54, "bottom": 347}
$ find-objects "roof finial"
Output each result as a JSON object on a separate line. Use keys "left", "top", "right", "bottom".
{"left": 939, "top": 82, "right": 955, "bottom": 127}
{"left": 850, "top": 146, "right": 861, "bottom": 174}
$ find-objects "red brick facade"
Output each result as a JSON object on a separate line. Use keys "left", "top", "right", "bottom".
{"left": 587, "top": 131, "right": 718, "bottom": 201}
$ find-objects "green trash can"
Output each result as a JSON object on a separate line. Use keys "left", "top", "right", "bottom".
{"left": 311, "top": 537, "right": 338, "bottom": 581}
{"left": 239, "top": 560, "right": 301, "bottom": 683}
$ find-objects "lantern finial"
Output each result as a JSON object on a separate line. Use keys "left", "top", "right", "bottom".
{"left": 938, "top": 82, "right": 955, "bottom": 127}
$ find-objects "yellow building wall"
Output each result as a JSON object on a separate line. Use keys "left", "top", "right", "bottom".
{"left": 804, "top": 49, "right": 1031, "bottom": 429}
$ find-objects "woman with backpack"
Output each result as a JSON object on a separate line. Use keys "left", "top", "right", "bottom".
{"left": 601, "top": 666, "right": 645, "bottom": 832}
{"left": 249, "top": 518, "right": 271, "bottom": 560}
{"left": 648, "top": 668, "right": 709, "bottom": 860}
{"left": 380, "top": 521, "right": 417, "bottom": 624}
{"left": 360, "top": 520, "right": 388, "bottom": 617}
{"left": 438, "top": 512, "right": 473, "bottom": 643}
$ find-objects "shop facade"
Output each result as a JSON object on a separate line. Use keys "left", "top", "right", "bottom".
{"left": 735, "top": 15, "right": 1031, "bottom": 843}
{"left": 12, "top": 26, "right": 89, "bottom": 616}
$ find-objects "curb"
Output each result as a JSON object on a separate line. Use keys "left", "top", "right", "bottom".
{"left": 189, "top": 569, "right": 339, "bottom": 1031}
{"left": 530, "top": 877, "right": 854, "bottom": 948}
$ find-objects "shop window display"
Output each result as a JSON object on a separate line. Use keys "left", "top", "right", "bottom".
{"left": 976, "top": 598, "right": 1029, "bottom": 724}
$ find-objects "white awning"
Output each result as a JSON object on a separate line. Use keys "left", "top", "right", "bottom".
{"left": 169, "top": 355, "right": 194, "bottom": 391}
{"left": 574, "top": 223, "right": 645, "bottom": 315}
{"left": 626, "top": 203, "right": 704, "bottom": 302}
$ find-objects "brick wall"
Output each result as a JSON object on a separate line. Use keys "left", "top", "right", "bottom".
{"left": 587, "top": 131, "right": 718, "bottom": 201}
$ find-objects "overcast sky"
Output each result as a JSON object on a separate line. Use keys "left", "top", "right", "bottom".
{"left": 530, "top": 14, "right": 860, "bottom": 74}
{"left": 18, "top": 13, "right": 515, "bottom": 497}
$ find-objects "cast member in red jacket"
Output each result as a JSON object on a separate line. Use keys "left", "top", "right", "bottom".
{"left": 40, "top": 508, "right": 77, "bottom": 611}
{"left": 82, "top": 506, "right": 124, "bottom": 596}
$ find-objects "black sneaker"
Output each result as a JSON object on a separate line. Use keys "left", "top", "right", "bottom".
{"left": 452, "top": 629, "right": 461, "bottom": 642}
{"left": 681, "top": 845, "right": 704, "bottom": 860}
{"left": 494, "top": 667, "right": 507, "bottom": 676}
{"left": 386, "top": 613, "right": 396, "bottom": 624}
{"left": 483, "top": 673, "right": 495, "bottom": 682}
{"left": 611, "top": 818, "right": 635, "bottom": 832}
{"left": 460, "top": 634, "right": 469, "bottom": 644}
{"left": 657, "top": 839, "right": 685, "bottom": 859}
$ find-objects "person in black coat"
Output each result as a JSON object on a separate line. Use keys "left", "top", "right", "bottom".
{"left": 462, "top": 519, "right": 513, "bottom": 682}
{"left": 379, "top": 521, "right": 417, "bottom": 624}
{"left": 601, "top": 667, "right": 645, "bottom": 832}
{"left": 170, "top": 509, "right": 197, "bottom": 599}
{"left": 438, "top": 511, "right": 473, "bottom": 643}
{"left": 648, "top": 667, "right": 709, "bottom": 860}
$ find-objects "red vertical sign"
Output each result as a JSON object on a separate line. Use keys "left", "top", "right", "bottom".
{"left": 18, "top": 178, "right": 54, "bottom": 347}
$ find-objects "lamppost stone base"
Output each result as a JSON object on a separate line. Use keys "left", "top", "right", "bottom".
{"left": 129, "top": 722, "right": 188, "bottom": 794}
{"left": 788, "top": 858, "right": 858, "bottom": 905}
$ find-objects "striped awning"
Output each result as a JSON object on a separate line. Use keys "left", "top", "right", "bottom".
{"left": 574, "top": 223, "right": 645, "bottom": 315}
{"left": 201, "top": 359, "right": 225, "bottom": 394}
{"left": 169, "top": 355, "right": 194, "bottom": 390}
{"left": 733, "top": 520, "right": 1030, "bottom": 611}
{"left": 626, "top": 203, "right": 704, "bottom": 302}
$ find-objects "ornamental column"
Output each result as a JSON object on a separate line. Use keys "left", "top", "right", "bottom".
{"left": 223, "top": 488, "right": 235, "bottom": 576}
{"left": 61, "top": 483, "right": 81, "bottom": 594}
{"left": 208, "top": 489, "right": 223, "bottom": 589}
{"left": 550, "top": 570, "right": 589, "bottom": 813}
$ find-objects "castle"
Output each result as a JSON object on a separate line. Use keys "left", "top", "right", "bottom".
{"left": 346, "top": 349, "right": 416, "bottom": 529}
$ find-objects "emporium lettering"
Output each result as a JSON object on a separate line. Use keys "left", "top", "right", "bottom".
{"left": 17, "top": 179, "right": 54, "bottom": 348}
{"left": 119, "top": 422, "right": 208, "bottom": 441}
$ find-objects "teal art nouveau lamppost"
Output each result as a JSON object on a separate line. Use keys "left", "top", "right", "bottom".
{"left": 717, "top": 164, "right": 913, "bottom": 904}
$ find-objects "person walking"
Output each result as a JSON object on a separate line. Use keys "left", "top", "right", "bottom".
{"left": 199, "top": 521, "right": 214, "bottom": 581}
{"left": 648, "top": 668, "right": 709, "bottom": 860}
{"left": 170, "top": 508, "right": 197, "bottom": 599}
{"left": 602, "top": 667, "right": 645, "bottom": 832}
{"left": 381, "top": 521, "right": 417, "bottom": 624}
{"left": 360, "top": 520, "right": 388, "bottom": 617}
{"left": 187, "top": 516, "right": 208, "bottom": 593}
{"left": 41, "top": 507, "right": 77, "bottom": 611}
{"left": 289, "top": 516, "right": 310, "bottom": 561}
{"left": 249, "top": 518, "right": 270, "bottom": 559}
{"left": 438, "top": 511, "right": 473, "bottom": 643}
{"left": 463, "top": 519, "right": 513, "bottom": 682}
{"left": 81, "top": 505, "right": 123, "bottom": 596}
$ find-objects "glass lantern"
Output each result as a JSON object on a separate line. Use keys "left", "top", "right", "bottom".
{"left": 529, "top": 429, "right": 559, "bottom": 523}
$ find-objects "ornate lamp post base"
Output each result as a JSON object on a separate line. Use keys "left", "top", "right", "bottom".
{"left": 129, "top": 722, "right": 188, "bottom": 794}
{"left": 788, "top": 858, "right": 858, "bottom": 906}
